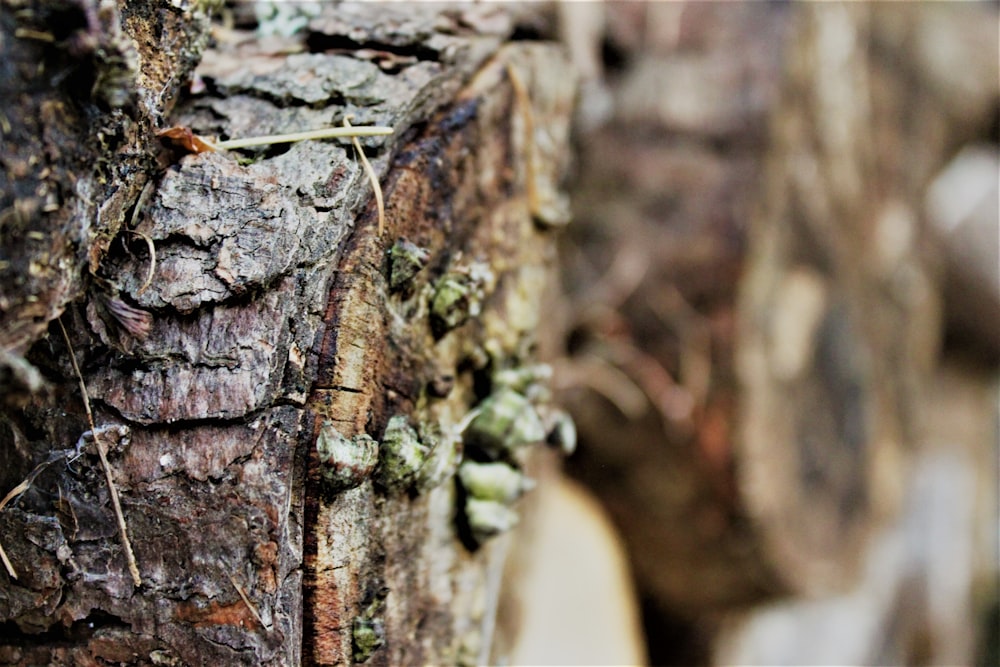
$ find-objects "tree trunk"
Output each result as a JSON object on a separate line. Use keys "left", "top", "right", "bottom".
{"left": 0, "top": 0, "right": 210, "bottom": 359}
{"left": 0, "top": 4, "right": 575, "bottom": 665}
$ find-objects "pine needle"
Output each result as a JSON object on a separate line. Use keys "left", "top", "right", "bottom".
{"left": 227, "top": 571, "right": 269, "bottom": 632}
{"left": 343, "top": 115, "right": 386, "bottom": 236}
{"left": 58, "top": 317, "right": 142, "bottom": 587}
{"left": 213, "top": 125, "right": 393, "bottom": 151}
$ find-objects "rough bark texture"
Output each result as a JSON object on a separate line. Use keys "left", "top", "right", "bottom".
{"left": 0, "top": 4, "right": 574, "bottom": 665}
{"left": 0, "top": 0, "right": 211, "bottom": 360}
{"left": 556, "top": 1, "right": 997, "bottom": 647}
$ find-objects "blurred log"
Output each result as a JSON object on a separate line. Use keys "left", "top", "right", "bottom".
{"left": 0, "top": 4, "right": 575, "bottom": 665}
{"left": 716, "top": 359, "right": 999, "bottom": 666}
{"left": 925, "top": 146, "right": 1000, "bottom": 362}
{"left": 557, "top": 2, "right": 997, "bottom": 638}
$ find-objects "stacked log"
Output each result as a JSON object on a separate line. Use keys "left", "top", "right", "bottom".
{"left": 556, "top": 3, "right": 997, "bottom": 662}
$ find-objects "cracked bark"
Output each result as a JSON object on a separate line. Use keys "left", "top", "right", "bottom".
{"left": 1, "top": 4, "right": 574, "bottom": 666}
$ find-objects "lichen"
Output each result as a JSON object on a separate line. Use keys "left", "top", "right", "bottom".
{"left": 458, "top": 461, "right": 534, "bottom": 504}
{"left": 254, "top": 2, "right": 321, "bottom": 37}
{"left": 414, "top": 421, "right": 462, "bottom": 492}
{"left": 464, "top": 498, "right": 520, "bottom": 543}
{"left": 463, "top": 386, "right": 546, "bottom": 460}
{"left": 541, "top": 407, "right": 577, "bottom": 456}
{"left": 430, "top": 274, "right": 478, "bottom": 335}
{"left": 375, "top": 415, "right": 430, "bottom": 491}
{"left": 388, "top": 238, "right": 430, "bottom": 295}
{"left": 316, "top": 422, "right": 379, "bottom": 492}
{"left": 352, "top": 587, "right": 389, "bottom": 663}
{"left": 491, "top": 363, "right": 553, "bottom": 395}
{"left": 429, "top": 262, "right": 495, "bottom": 338}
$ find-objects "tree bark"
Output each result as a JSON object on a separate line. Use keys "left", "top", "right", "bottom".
{"left": 0, "top": 0, "right": 210, "bottom": 360}
{"left": 0, "top": 4, "right": 575, "bottom": 665}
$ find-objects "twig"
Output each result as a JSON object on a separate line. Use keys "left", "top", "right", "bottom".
{"left": 58, "top": 317, "right": 142, "bottom": 587}
{"left": 552, "top": 355, "right": 648, "bottom": 420}
{"left": 343, "top": 115, "right": 386, "bottom": 236}
{"left": 608, "top": 340, "right": 694, "bottom": 424}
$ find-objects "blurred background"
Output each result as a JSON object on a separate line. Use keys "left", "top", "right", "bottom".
{"left": 537, "top": 2, "right": 997, "bottom": 665}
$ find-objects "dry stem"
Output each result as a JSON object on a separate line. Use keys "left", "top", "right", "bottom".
{"left": 58, "top": 317, "right": 142, "bottom": 587}
{"left": 227, "top": 571, "right": 269, "bottom": 631}
{"left": 505, "top": 63, "right": 539, "bottom": 213}
{"left": 124, "top": 230, "right": 157, "bottom": 297}
{"left": 0, "top": 449, "right": 78, "bottom": 578}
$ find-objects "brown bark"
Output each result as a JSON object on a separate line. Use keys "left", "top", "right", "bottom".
{"left": 0, "top": 4, "right": 575, "bottom": 665}
{"left": 0, "top": 0, "right": 210, "bottom": 361}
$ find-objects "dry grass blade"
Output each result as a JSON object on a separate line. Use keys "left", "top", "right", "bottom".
{"left": 58, "top": 317, "right": 142, "bottom": 587}
{"left": 0, "top": 540, "right": 14, "bottom": 579}
{"left": 126, "top": 180, "right": 158, "bottom": 298}
{"left": 129, "top": 179, "right": 156, "bottom": 228}
{"left": 0, "top": 476, "right": 33, "bottom": 578}
{"left": 344, "top": 115, "right": 386, "bottom": 236}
